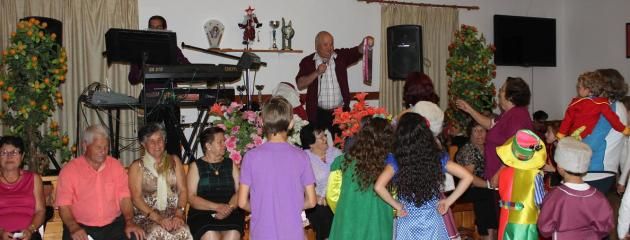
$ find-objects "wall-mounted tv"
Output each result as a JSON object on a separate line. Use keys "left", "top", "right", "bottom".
{"left": 493, "top": 15, "right": 556, "bottom": 67}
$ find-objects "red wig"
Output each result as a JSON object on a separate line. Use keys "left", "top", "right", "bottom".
{"left": 403, "top": 72, "right": 439, "bottom": 107}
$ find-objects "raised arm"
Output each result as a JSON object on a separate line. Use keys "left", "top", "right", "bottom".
{"left": 296, "top": 61, "right": 326, "bottom": 90}
{"left": 455, "top": 99, "right": 493, "bottom": 129}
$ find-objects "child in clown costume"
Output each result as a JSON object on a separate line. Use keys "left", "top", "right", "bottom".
{"left": 496, "top": 129, "right": 546, "bottom": 240}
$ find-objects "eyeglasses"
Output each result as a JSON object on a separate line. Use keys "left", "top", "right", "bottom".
{"left": 0, "top": 150, "right": 21, "bottom": 157}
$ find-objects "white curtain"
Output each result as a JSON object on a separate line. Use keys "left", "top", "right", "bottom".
{"left": 0, "top": 0, "right": 140, "bottom": 166}
{"left": 379, "top": 5, "right": 458, "bottom": 114}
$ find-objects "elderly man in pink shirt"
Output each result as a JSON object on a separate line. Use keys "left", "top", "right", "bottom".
{"left": 56, "top": 125, "right": 144, "bottom": 240}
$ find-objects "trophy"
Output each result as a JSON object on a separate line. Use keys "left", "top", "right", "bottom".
{"left": 281, "top": 18, "right": 295, "bottom": 50}
{"left": 255, "top": 85, "right": 265, "bottom": 105}
{"left": 269, "top": 20, "right": 280, "bottom": 49}
{"left": 236, "top": 85, "right": 246, "bottom": 101}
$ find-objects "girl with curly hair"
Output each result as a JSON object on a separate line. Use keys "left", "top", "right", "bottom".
{"left": 374, "top": 112, "right": 472, "bottom": 240}
{"left": 327, "top": 117, "right": 394, "bottom": 240}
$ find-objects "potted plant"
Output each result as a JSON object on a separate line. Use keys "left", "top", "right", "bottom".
{"left": 0, "top": 18, "right": 71, "bottom": 174}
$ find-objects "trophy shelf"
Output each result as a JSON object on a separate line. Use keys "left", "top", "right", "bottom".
{"left": 209, "top": 48, "right": 303, "bottom": 53}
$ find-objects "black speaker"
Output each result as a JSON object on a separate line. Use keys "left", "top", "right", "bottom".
{"left": 20, "top": 16, "right": 62, "bottom": 46}
{"left": 387, "top": 25, "right": 423, "bottom": 80}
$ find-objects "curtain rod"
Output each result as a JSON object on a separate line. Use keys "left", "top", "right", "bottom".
{"left": 358, "top": 0, "right": 479, "bottom": 10}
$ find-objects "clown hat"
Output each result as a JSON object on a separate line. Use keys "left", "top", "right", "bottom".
{"left": 272, "top": 82, "right": 301, "bottom": 108}
{"left": 496, "top": 129, "right": 546, "bottom": 170}
{"left": 412, "top": 101, "right": 443, "bottom": 136}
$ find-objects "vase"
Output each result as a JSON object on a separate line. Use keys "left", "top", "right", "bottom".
{"left": 204, "top": 20, "right": 225, "bottom": 49}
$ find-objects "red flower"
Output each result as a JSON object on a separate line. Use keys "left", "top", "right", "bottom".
{"left": 355, "top": 92, "right": 368, "bottom": 102}
{"left": 210, "top": 103, "right": 223, "bottom": 115}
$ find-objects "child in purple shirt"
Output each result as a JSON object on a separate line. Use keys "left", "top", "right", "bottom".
{"left": 238, "top": 97, "right": 317, "bottom": 240}
{"left": 538, "top": 137, "right": 613, "bottom": 239}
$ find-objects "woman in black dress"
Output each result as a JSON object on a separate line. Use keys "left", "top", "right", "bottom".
{"left": 186, "top": 127, "right": 244, "bottom": 240}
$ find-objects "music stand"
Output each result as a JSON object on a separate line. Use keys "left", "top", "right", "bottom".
{"left": 104, "top": 29, "right": 190, "bottom": 159}
{"left": 105, "top": 28, "right": 178, "bottom": 65}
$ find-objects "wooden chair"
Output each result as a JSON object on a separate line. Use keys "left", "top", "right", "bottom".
{"left": 448, "top": 145, "right": 480, "bottom": 240}
{"left": 42, "top": 175, "right": 63, "bottom": 240}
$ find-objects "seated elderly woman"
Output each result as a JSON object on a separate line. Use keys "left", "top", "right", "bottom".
{"left": 0, "top": 136, "right": 45, "bottom": 240}
{"left": 129, "top": 123, "right": 193, "bottom": 239}
{"left": 186, "top": 127, "right": 244, "bottom": 240}
{"left": 455, "top": 122, "right": 497, "bottom": 240}
{"left": 300, "top": 124, "right": 342, "bottom": 240}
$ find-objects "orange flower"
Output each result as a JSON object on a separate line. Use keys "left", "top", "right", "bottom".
{"left": 2, "top": 93, "right": 9, "bottom": 101}
{"left": 333, "top": 135, "right": 345, "bottom": 148}
{"left": 41, "top": 22, "right": 47, "bottom": 28}
{"left": 355, "top": 92, "right": 368, "bottom": 102}
{"left": 210, "top": 103, "right": 223, "bottom": 115}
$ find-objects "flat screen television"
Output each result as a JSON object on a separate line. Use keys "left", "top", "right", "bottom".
{"left": 493, "top": 15, "right": 556, "bottom": 67}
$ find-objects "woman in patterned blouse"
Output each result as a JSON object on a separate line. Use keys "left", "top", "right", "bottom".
{"left": 455, "top": 121, "right": 498, "bottom": 240}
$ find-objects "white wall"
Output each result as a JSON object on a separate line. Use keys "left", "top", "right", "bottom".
{"left": 138, "top": 0, "right": 380, "bottom": 101}
{"left": 564, "top": 0, "right": 630, "bottom": 112}
{"left": 139, "top": 0, "right": 630, "bottom": 120}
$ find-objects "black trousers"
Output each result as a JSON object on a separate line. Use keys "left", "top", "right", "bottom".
{"left": 316, "top": 107, "right": 341, "bottom": 139}
{"left": 460, "top": 187, "right": 499, "bottom": 236}
{"left": 305, "top": 204, "right": 334, "bottom": 240}
{"left": 62, "top": 215, "right": 135, "bottom": 240}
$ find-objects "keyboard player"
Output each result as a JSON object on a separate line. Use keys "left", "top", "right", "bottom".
{"left": 128, "top": 15, "right": 189, "bottom": 157}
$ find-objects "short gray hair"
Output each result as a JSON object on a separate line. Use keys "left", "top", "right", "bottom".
{"left": 138, "top": 122, "right": 167, "bottom": 144}
{"left": 82, "top": 125, "right": 110, "bottom": 145}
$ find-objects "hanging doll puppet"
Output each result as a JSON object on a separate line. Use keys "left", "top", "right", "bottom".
{"left": 238, "top": 6, "right": 262, "bottom": 45}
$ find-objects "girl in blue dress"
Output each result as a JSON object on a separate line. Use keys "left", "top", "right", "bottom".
{"left": 374, "top": 112, "right": 473, "bottom": 240}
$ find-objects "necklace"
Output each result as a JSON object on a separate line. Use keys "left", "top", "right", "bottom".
{"left": 208, "top": 162, "right": 222, "bottom": 176}
{"left": 0, "top": 171, "right": 21, "bottom": 185}
{"left": 204, "top": 156, "right": 223, "bottom": 176}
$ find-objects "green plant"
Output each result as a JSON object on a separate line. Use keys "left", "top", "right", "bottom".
{"left": 0, "top": 18, "right": 71, "bottom": 173}
{"left": 444, "top": 24, "right": 497, "bottom": 132}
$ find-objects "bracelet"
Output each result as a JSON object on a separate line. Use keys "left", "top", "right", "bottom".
{"left": 486, "top": 180, "right": 492, "bottom": 189}
{"left": 28, "top": 224, "right": 37, "bottom": 233}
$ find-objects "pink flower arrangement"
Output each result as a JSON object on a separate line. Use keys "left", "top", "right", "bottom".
{"left": 209, "top": 102, "right": 264, "bottom": 165}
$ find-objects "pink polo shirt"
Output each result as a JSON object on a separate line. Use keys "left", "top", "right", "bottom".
{"left": 55, "top": 156, "right": 130, "bottom": 227}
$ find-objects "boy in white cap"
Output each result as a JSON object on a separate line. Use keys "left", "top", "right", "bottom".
{"left": 537, "top": 137, "right": 613, "bottom": 239}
